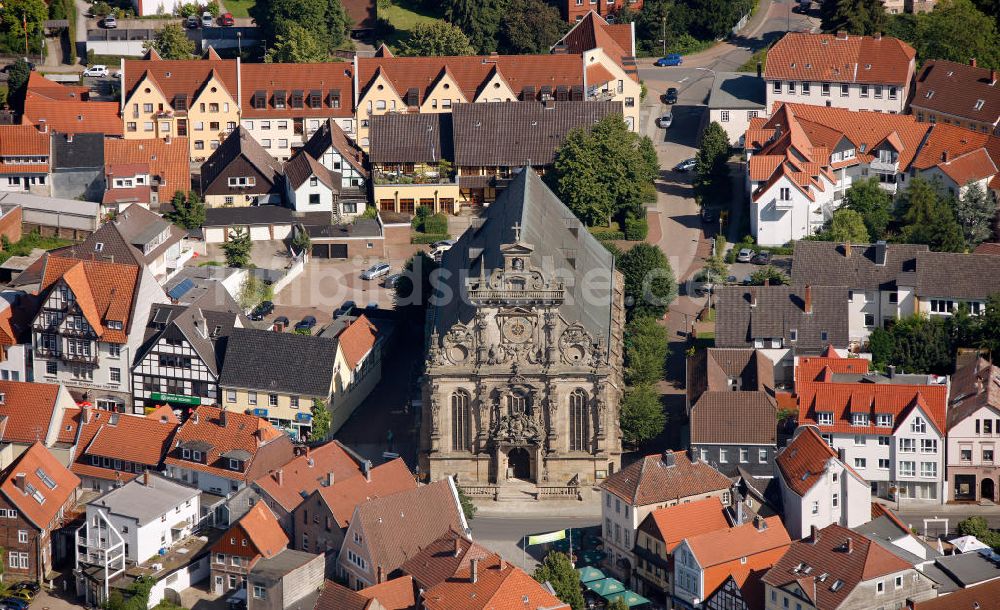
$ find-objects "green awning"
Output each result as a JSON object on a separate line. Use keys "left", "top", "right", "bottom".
{"left": 605, "top": 590, "right": 652, "bottom": 606}
{"left": 576, "top": 566, "right": 605, "bottom": 584}
{"left": 586, "top": 577, "right": 626, "bottom": 596}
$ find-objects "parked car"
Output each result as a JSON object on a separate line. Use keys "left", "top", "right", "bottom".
{"left": 430, "top": 239, "right": 456, "bottom": 250}
{"left": 220, "top": 12, "right": 235, "bottom": 26}
{"left": 334, "top": 301, "right": 356, "bottom": 316}
{"left": 186, "top": 14, "right": 200, "bottom": 28}
{"left": 0, "top": 598, "right": 28, "bottom": 610}
{"left": 294, "top": 315, "right": 317, "bottom": 332}
{"left": 751, "top": 250, "right": 772, "bottom": 265}
{"left": 663, "top": 87, "right": 678, "bottom": 104}
{"left": 658, "top": 113, "right": 673, "bottom": 128}
{"left": 249, "top": 300, "right": 274, "bottom": 321}
{"left": 382, "top": 273, "right": 403, "bottom": 289}
{"left": 102, "top": 15, "right": 117, "bottom": 28}
{"left": 9, "top": 584, "right": 37, "bottom": 601}
{"left": 735, "top": 248, "right": 754, "bottom": 263}
{"left": 726, "top": 275, "right": 738, "bottom": 284}
{"left": 674, "top": 158, "right": 696, "bottom": 172}
{"left": 654, "top": 54, "right": 683, "bottom": 67}
{"left": 4, "top": 591, "right": 31, "bottom": 603}
{"left": 741, "top": 275, "right": 753, "bottom": 285}
{"left": 365, "top": 302, "right": 379, "bottom": 311}
{"left": 273, "top": 316, "right": 290, "bottom": 329}
{"left": 201, "top": 11, "right": 214, "bottom": 27}
{"left": 361, "top": 262, "right": 391, "bottom": 280}
{"left": 82, "top": 65, "right": 109, "bottom": 77}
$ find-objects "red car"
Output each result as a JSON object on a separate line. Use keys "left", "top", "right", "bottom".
{"left": 220, "top": 12, "right": 235, "bottom": 26}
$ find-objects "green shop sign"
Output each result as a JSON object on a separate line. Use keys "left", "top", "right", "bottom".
{"left": 149, "top": 392, "right": 202, "bottom": 406}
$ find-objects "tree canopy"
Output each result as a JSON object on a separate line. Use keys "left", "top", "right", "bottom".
{"left": 617, "top": 243, "right": 677, "bottom": 320}
{"left": 868, "top": 314, "right": 954, "bottom": 375}
{"left": 842, "top": 177, "right": 893, "bottom": 241}
{"left": 310, "top": 399, "right": 332, "bottom": 440}
{"left": 398, "top": 21, "right": 475, "bottom": 56}
{"left": 621, "top": 384, "right": 666, "bottom": 446}
{"left": 251, "top": 0, "right": 348, "bottom": 54}
{"left": 0, "top": 0, "right": 47, "bottom": 56}
{"left": 265, "top": 22, "right": 330, "bottom": 63}
{"left": 625, "top": 316, "right": 668, "bottom": 386}
{"left": 821, "top": 0, "right": 888, "bottom": 35}
{"left": 165, "top": 191, "right": 206, "bottom": 230}
{"left": 533, "top": 552, "right": 585, "bottom": 610}
{"left": 222, "top": 227, "right": 253, "bottom": 268}
{"left": 827, "top": 209, "right": 870, "bottom": 243}
{"left": 748, "top": 265, "right": 789, "bottom": 286}
{"left": 954, "top": 182, "right": 996, "bottom": 247}
{"left": 548, "top": 115, "right": 659, "bottom": 227}
{"left": 143, "top": 23, "right": 195, "bottom": 59}
{"left": 497, "top": 0, "right": 568, "bottom": 54}
{"left": 896, "top": 176, "right": 966, "bottom": 252}
{"left": 443, "top": 0, "right": 507, "bottom": 53}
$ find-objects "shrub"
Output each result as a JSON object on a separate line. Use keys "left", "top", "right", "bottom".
{"left": 624, "top": 215, "right": 648, "bottom": 241}
{"left": 423, "top": 212, "right": 449, "bottom": 235}
{"left": 411, "top": 233, "right": 450, "bottom": 245}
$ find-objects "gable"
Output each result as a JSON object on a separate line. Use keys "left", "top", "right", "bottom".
{"left": 420, "top": 70, "right": 469, "bottom": 112}
{"left": 125, "top": 72, "right": 169, "bottom": 107}
{"left": 475, "top": 71, "right": 516, "bottom": 103}
{"left": 192, "top": 71, "right": 237, "bottom": 107}
{"left": 360, "top": 71, "right": 405, "bottom": 109}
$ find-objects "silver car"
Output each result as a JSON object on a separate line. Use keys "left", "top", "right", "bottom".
{"left": 360, "top": 262, "right": 391, "bottom": 280}
{"left": 659, "top": 113, "right": 673, "bottom": 128}
{"left": 736, "top": 248, "right": 754, "bottom": 263}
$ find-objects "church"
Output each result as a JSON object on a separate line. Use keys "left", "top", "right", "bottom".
{"left": 419, "top": 168, "right": 625, "bottom": 491}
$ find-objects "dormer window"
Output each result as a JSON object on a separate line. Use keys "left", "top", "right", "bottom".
{"left": 107, "top": 320, "right": 123, "bottom": 330}
{"left": 182, "top": 448, "right": 191, "bottom": 459}
{"left": 229, "top": 459, "right": 242, "bottom": 471}
{"left": 817, "top": 412, "right": 833, "bottom": 425}
{"left": 975, "top": 99, "right": 985, "bottom": 111}
{"left": 852, "top": 413, "right": 869, "bottom": 426}
{"left": 876, "top": 414, "right": 893, "bottom": 427}
{"left": 192, "top": 450, "right": 202, "bottom": 462}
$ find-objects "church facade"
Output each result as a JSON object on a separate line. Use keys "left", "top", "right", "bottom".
{"left": 419, "top": 168, "right": 625, "bottom": 489}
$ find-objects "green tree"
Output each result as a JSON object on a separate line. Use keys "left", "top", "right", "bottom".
{"left": 310, "top": 399, "right": 331, "bottom": 439}
{"left": 237, "top": 273, "right": 273, "bottom": 310}
{"left": 456, "top": 486, "right": 477, "bottom": 521}
{"left": 443, "top": 0, "right": 508, "bottom": 53}
{"left": 4, "top": 59, "right": 32, "bottom": 113}
{"left": 822, "top": 0, "right": 887, "bottom": 35}
{"left": 325, "top": 0, "right": 351, "bottom": 50}
{"left": 871, "top": 314, "right": 954, "bottom": 375}
{"left": 954, "top": 182, "right": 995, "bottom": 246}
{"left": 618, "top": 243, "right": 677, "bottom": 320}
{"left": 913, "top": 0, "right": 1000, "bottom": 68}
{"left": 702, "top": 234, "right": 728, "bottom": 281}
{"left": 251, "top": 0, "right": 335, "bottom": 53}
{"left": 625, "top": 316, "right": 668, "bottom": 386}
{"left": 867, "top": 326, "right": 895, "bottom": 370}
{"left": 897, "top": 177, "right": 966, "bottom": 252}
{"left": 265, "top": 22, "right": 329, "bottom": 63}
{"left": 398, "top": 21, "right": 475, "bottom": 56}
{"left": 749, "top": 265, "right": 789, "bottom": 286}
{"left": 533, "top": 552, "right": 585, "bottom": 610}
{"left": 842, "top": 177, "right": 893, "bottom": 241}
{"left": 696, "top": 122, "right": 730, "bottom": 203}
{"left": 143, "top": 23, "right": 196, "bottom": 59}
{"left": 165, "top": 191, "right": 206, "bottom": 230}
{"left": 620, "top": 384, "right": 666, "bottom": 446}
{"left": 549, "top": 115, "right": 659, "bottom": 227}
{"left": 290, "top": 228, "right": 311, "bottom": 254}
{"left": 222, "top": 227, "right": 253, "bottom": 268}
{"left": 827, "top": 209, "right": 870, "bottom": 243}
{"left": 497, "top": 0, "right": 568, "bottom": 54}
{"left": 607, "top": 599, "right": 630, "bottom": 610}
{"left": 0, "top": 0, "right": 47, "bottom": 55}
{"left": 977, "top": 293, "right": 1000, "bottom": 355}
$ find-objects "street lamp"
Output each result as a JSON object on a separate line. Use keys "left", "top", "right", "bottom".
{"left": 237, "top": 31, "right": 242, "bottom": 56}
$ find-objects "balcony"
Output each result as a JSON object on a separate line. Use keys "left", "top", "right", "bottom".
{"left": 374, "top": 171, "right": 455, "bottom": 186}
{"left": 62, "top": 352, "right": 98, "bottom": 365}
{"left": 774, "top": 197, "right": 795, "bottom": 210}
{"left": 870, "top": 159, "right": 899, "bottom": 173}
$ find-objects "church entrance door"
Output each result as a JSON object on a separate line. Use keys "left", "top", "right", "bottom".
{"left": 507, "top": 447, "right": 531, "bottom": 480}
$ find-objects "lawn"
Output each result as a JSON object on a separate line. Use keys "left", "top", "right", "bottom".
{"left": 223, "top": 0, "right": 255, "bottom": 18}
{"left": 380, "top": 0, "right": 446, "bottom": 50}
{"left": 0, "top": 231, "right": 74, "bottom": 265}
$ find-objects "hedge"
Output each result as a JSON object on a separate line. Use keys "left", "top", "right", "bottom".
{"left": 624, "top": 216, "right": 648, "bottom": 241}
{"left": 411, "top": 233, "right": 450, "bottom": 245}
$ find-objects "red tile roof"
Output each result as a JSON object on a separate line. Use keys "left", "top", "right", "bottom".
{"left": 23, "top": 96, "right": 122, "bottom": 137}
{"left": 555, "top": 11, "right": 635, "bottom": 76}
{"left": 164, "top": 406, "right": 291, "bottom": 481}
{"left": 0, "top": 380, "right": 64, "bottom": 445}
{"left": 358, "top": 54, "right": 586, "bottom": 106}
{"left": 25, "top": 72, "right": 90, "bottom": 101}
{"left": 335, "top": 315, "right": 377, "bottom": 370}
{"left": 914, "top": 579, "right": 1000, "bottom": 610}
{"left": 73, "top": 409, "right": 178, "bottom": 472}
{"left": 317, "top": 577, "right": 417, "bottom": 610}
{"left": 765, "top": 32, "right": 915, "bottom": 85}
{"left": 0, "top": 442, "right": 80, "bottom": 530}
{"left": 104, "top": 138, "right": 192, "bottom": 202}
{"left": 600, "top": 451, "right": 732, "bottom": 506}
{"left": 315, "top": 458, "right": 416, "bottom": 529}
{"left": 641, "top": 496, "right": 730, "bottom": 551}
{"left": 38, "top": 257, "right": 140, "bottom": 343}
{"left": 686, "top": 515, "right": 791, "bottom": 568}
{"left": 936, "top": 147, "right": 998, "bottom": 185}
{"left": 762, "top": 524, "right": 913, "bottom": 609}
{"left": 422, "top": 554, "right": 569, "bottom": 610}
{"left": 254, "top": 441, "right": 364, "bottom": 512}
{"left": 0, "top": 124, "right": 49, "bottom": 157}
{"left": 795, "top": 353, "right": 870, "bottom": 386}
{"left": 234, "top": 502, "right": 289, "bottom": 559}
{"left": 123, "top": 56, "right": 239, "bottom": 110}
{"left": 776, "top": 428, "right": 852, "bottom": 496}
{"left": 400, "top": 529, "right": 494, "bottom": 590}
{"left": 240, "top": 63, "right": 353, "bottom": 119}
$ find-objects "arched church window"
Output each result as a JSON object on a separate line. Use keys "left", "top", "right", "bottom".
{"left": 569, "top": 390, "right": 589, "bottom": 451}
{"left": 451, "top": 390, "right": 471, "bottom": 451}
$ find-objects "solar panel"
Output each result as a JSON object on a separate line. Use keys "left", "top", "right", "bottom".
{"left": 167, "top": 278, "right": 194, "bottom": 300}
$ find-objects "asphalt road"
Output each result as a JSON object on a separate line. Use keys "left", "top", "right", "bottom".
{"left": 470, "top": 514, "right": 601, "bottom": 573}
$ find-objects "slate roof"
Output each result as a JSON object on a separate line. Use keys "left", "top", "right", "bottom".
{"left": 947, "top": 357, "right": 1000, "bottom": 429}
{"left": 431, "top": 167, "right": 616, "bottom": 344}
{"left": 709, "top": 72, "right": 767, "bottom": 110}
{"left": 913, "top": 59, "right": 1000, "bottom": 127}
{"left": 300, "top": 119, "right": 367, "bottom": 177}
{"left": 914, "top": 251, "right": 1000, "bottom": 300}
{"left": 600, "top": 451, "right": 732, "bottom": 506}
{"left": 690, "top": 391, "right": 778, "bottom": 446}
{"left": 914, "top": 579, "right": 1000, "bottom": 610}
{"left": 687, "top": 348, "right": 775, "bottom": 410}
{"left": 219, "top": 328, "right": 339, "bottom": 397}
{"left": 350, "top": 478, "right": 466, "bottom": 577}
{"left": 200, "top": 127, "right": 283, "bottom": 192}
{"left": 0, "top": 442, "right": 80, "bottom": 530}
{"left": 284, "top": 150, "right": 339, "bottom": 191}
{"left": 451, "top": 101, "right": 620, "bottom": 167}
{"left": 51, "top": 133, "right": 105, "bottom": 170}
{"left": 714, "top": 285, "right": 849, "bottom": 352}
{"left": 56, "top": 205, "right": 185, "bottom": 270}
{"left": 791, "top": 241, "right": 927, "bottom": 291}
{"left": 369, "top": 113, "right": 453, "bottom": 164}
{"left": 764, "top": 32, "right": 915, "bottom": 85}
{"left": 762, "top": 524, "right": 915, "bottom": 609}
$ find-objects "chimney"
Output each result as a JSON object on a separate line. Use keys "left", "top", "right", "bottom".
{"left": 754, "top": 514, "right": 766, "bottom": 531}
{"left": 304, "top": 446, "right": 311, "bottom": 462}
{"left": 845, "top": 537, "right": 853, "bottom": 554}
{"left": 192, "top": 412, "right": 199, "bottom": 424}
{"left": 971, "top": 57, "right": 978, "bottom": 68}
{"left": 662, "top": 451, "right": 676, "bottom": 467}
{"left": 363, "top": 460, "right": 372, "bottom": 482}
{"left": 82, "top": 405, "right": 91, "bottom": 424}
{"left": 14, "top": 473, "right": 25, "bottom": 491}
{"left": 843, "top": 242, "right": 852, "bottom": 257}
{"left": 544, "top": 99, "right": 555, "bottom": 110}
{"left": 942, "top": 150, "right": 949, "bottom": 162}
{"left": 454, "top": 536, "right": 462, "bottom": 557}
{"left": 165, "top": 134, "right": 172, "bottom": 144}
{"left": 811, "top": 525, "right": 820, "bottom": 544}
{"left": 764, "top": 278, "right": 771, "bottom": 287}
{"left": 688, "top": 446, "right": 698, "bottom": 462}
{"left": 275, "top": 469, "right": 283, "bottom": 486}
{"left": 326, "top": 471, "right": 334, "bottom": 487}
{"left": 749, "top": 287, "right": 758, "bottom": 307}
{"left": 888, "top": 365, "right": 896, "bottom": 379}
{"left": 756, "top": 61, "right": 762, "bottom": 79}
{"left": 874, "top": 32, "right": 881, "bottom": 40}
{"left": 991, "top": 69, "right": 997, "bottom": 85}
{"left": 470, "top": 558, "right": 479, "bottom": 584}
{"left": 837, "top": 447, "right": 846, "bottom": 462}
{"left": 66, "top": 133, "right": 74, "bottom": 143}
{"left": 498, "top": 556, "right": 506, "bottom": 570}
{"left": 836, "top": 30, "right": 848, "bottom": 40}
{"left": 804, "top": 285, "right": 813, "bottom": 314}
{"left": 144, "top": 470, "right": 151, "bottom": 487}
{"left": 376, "top": 565, "right": 384, "bottom": 583}
{"left": 220, "top": 409, "right": 227, "bottom": 427}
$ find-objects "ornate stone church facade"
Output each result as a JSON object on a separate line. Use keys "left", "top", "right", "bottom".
{"left": 419, "top": 168, "right": 625, "bottom": 489}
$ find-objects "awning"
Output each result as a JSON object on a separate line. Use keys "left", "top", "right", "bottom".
{"left": 586, "top": 577, "right": 625, "bottom": 597}
{"left": 576, "top": 566, "right": 605, "bottom": 584}
{"left": 604, "top": 590, "right": 651, "bottom": 607}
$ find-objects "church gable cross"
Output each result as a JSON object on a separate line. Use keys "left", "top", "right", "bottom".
{"left": 512, "top": 222, "right": 522, "bottom": 242}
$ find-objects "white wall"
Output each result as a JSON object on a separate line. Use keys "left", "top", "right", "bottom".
{"left": 286, "top": 180, "right": 335, "bottom": 214}
{"left": 147, "top": 556, "right": 210, "bottom": 609}
{"left": 765, "top": 79, "right": 909, "bottom": 114}
{"left": 779, "top": 454, "right": 868, "bottom": 539}
{"left": 710, "top": 107, "right": 762, "bottom": 148}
